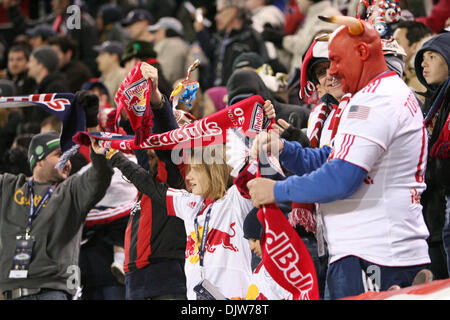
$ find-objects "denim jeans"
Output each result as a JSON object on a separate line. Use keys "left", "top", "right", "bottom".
{"left": 82, "top": 285, "right": 125, "bottom": 300}
{"left": 301, "top": 236, "right": 328, "bottom": 300}
{"left": 443, "top": 195, "right": 450, "bottom": 276}
{"left": 146, "top": 293, "right": 187, "bottom": 300}
{"left": 324, "top": 255, "right": 429, "bottom": 300}
{"left": 16, "top": 290, "right": 70, "bottom": 300}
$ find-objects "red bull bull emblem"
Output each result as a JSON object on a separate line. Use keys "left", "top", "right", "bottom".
{"left": 185, "top": 222, "right": 238, "bottom": 264}
{"left": 124, "top": 78, "right": 149, "bottom": 117}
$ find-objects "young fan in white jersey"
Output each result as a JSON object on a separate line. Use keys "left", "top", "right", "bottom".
{"left": 166, "top": 144, "right": 254, "bottom": 300}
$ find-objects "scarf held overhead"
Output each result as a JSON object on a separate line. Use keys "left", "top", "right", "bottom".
{"left": 0, "top": 93, "right": 86, "bottom": 169}
{"left": 74, "top": 95, "right": 268, "bottom": 151}
{"left": 114, "top": 61, "right": 153, "bottom": 145}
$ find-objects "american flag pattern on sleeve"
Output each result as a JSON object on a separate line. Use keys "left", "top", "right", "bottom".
{"left": 347, "top": 105, "right": 371, "bottom": 120}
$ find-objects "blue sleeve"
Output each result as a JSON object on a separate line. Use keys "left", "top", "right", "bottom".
{"left": 279, "top": 139, "right": 332, "bottom": 176}
{"left": 273, "top": 159, "right": 367, "bottom": 204}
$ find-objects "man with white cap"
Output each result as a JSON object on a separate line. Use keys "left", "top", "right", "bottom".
{"left": 148, "top": 17, "right": 190, "bottom": 85}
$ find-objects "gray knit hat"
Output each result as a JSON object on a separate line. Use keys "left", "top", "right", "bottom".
{"left": 28, "top": 131, "right": 61, "bottom": 171}
{"left": 31, "top": 46, "right": 60, "bottom": 73}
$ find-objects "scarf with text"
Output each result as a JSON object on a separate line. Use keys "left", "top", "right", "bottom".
{"left": 234, "top": 156, "right": 319, "bottom": 300}
{"left": 74, "top": 95, "right": 268, "bottom": 151}
{"left": 0, "top": 93, "right": 85, "bottom": 169}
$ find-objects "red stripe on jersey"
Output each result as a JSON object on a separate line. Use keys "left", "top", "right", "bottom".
{"left": 334, "top": 134, "right": 349, "bottom": 159}
{"left": 166, "top": 194, "right": 176, "bottom": 216}
{"left": 123, "top": 216, "right": 133, "bottom": 273}
{"left": 335, "top": 134, "right": 355, "bottom": 160}
{"left": 135, "top": 195, "right": 152, "bottom": 269}
{"left": 415, "top": 125, "right": 427, "bottom": 183}
{"left": 341, "top": 135, "right": 355, "bottom": 160}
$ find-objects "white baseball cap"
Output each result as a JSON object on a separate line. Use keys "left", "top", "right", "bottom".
{"left": 148, "top": 17, "right": 183, "bottom": 36}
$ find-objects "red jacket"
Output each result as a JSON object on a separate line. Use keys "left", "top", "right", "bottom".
{"left": 415, "top": 0, "right": 450, "bottom": 33}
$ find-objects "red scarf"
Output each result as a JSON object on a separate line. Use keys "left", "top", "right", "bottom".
{"left": 233, "top": 160, "right": 319, "bottom": 300}
{"left": 255, "top": 166, "right": 319, "bottom": 300}
{"left": 288, "top": 94, "right": 351, "bottom": 232}
{"left": 114, "top": 62, "right": 153, "bottom": 145}
{"left": 74, "top": 95, "right": 267, "bottom": 150}
{"left": 257, "top": 203, "right": 319, "bottom": 300}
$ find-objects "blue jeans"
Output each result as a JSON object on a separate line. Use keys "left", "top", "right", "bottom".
{"left": 16, "top": 290, "right": 70, "bottom": 300}
{"left": 301, "top": 236, "right": 328, "bottom": 300}
{"left": 443, "top": 195, "right": 450, "bottom": 276}
{"left": 324, "top": 255, "right": 429, "bottom": 300}
{"left": 82, "top": 285, "right": 125, "bottom": 300}
{"left": 146, "top": 293, "right": 187, "bottom": 300}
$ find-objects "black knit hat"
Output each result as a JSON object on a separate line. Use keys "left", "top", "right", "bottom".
{"left": 243, "top": 208, "right": 263, "bottom": 240}
{"left": 232, "top": 52, "right": 265, "bottom": 72}
{"left": 31, "top": 46, "right": 59, "bottom": 73}
{"left": 28, "top": 131, "right": 61, "bottom": 171}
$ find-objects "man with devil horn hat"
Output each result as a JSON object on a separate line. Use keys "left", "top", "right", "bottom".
{"left": 247, "top": 15, "right": 431, "bottom": 299}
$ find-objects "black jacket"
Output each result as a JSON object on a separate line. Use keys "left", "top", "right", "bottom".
{"left": 61, "top": 60, "right": 92, "bottom": 93}
{"left": 107, "top": 98, "right": 187, "bottom": 298}
{"left": 227, "top": 69, "right": 310, "bottom": 129}
{"left": 196, "top": 23, "right": 269, "bottom": 88}
{"left": 6, "top": 70, "right": 36, "bottom": 95}
{"left": 414, "top": 33, "right": 450, "bottom": 243}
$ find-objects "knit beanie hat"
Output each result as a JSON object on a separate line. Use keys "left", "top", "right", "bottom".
{"left": 232, "top": 52, "right": 265, "bottom": 72}
{"left": 243, "top": 208, "right": 263, "bottom": 240}
{"left": 31, "top": 46, "right": 59, "bottom": 73}
{"left": 28, "top": 131, "right": 61, "bottom": 171}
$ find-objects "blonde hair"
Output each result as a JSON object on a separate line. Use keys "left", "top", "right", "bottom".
{"left": 189, "top": 144, "right": 233, "bottom": 200}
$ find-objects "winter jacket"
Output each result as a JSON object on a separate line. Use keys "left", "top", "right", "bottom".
{"left": 226, "top": 69, "right": 310, "bottom": 129}
{"left": 0, "top": 149, "right": 113, "bottom": 295}
{"left": 196, "top": 22, "right": 269, "bottom": 88}
{"left": 414, "top": 32, "right": 450, "bottom": 243}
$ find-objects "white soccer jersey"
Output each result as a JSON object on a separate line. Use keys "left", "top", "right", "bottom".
{"left": 166, "top": 185, "right": 254, "bottom": 300}
{"left": 321, "top": 71, "right": 430, "bottom": 266}
{"left": 77, "top": 153, "right": 138, "bottom": 225}
{"left": 246, "top": 264, "right": 293, "bottom": 300}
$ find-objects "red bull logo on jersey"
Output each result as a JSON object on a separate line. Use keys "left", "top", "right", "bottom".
{"left": 185, "top": 222, "right": 238, "bottom": 264}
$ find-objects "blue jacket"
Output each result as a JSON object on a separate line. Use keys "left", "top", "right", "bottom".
{"left": 273, "top": 140, "right": 367, "bottom": 205}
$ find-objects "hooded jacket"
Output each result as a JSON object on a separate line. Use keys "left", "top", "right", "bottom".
{"left": 414, "top": 32, "right": 450, "bottom": 244}
{"left": 226, "top": 69, "right": 310, "bottom": 130}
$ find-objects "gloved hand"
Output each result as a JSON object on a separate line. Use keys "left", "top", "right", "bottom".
{"left": 74, "top": 90, "right": 99, "bottom": 128}
{"left": 261, "top": 23, "right": 285, "bottom": 49}
{"left": 279, "top": 117, "right": 311, "bottom": 148}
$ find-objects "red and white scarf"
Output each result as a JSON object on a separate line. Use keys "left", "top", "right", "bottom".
{"left": 114, "top": 61, "right": 153, "bottom": 145}
{"left": 234, "top": 159, "right": 320, "bottom": 300}
{"left": 74, "top": 95, "right": 268, "bottom": 151}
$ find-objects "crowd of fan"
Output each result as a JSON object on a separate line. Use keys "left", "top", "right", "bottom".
{"left": 0, "top": 0, "right": 449, "bottom": 300}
